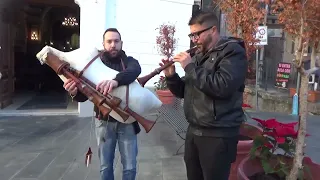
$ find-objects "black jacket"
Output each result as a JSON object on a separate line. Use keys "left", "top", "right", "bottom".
{"left": 166, "top": 37, "right": 248, "bottom": 137}
{"left": 72, "top": 50, "right": 142, "bottom": 134}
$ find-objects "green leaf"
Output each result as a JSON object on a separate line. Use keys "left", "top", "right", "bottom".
{"left": 278, "top": 143, "right": 290, "bottom": 153}
{"left": 278, "top": 164, "right": 290, "bottom": 177}
{"left": 249, "top": 136, "right": 265, "bottom": 158}
{"left": 261, "top": 159, "right": 276, "bottom": 174}
{"left": 297, "top": 168, "right": 304, "bottom": 180}
{"left": 253, "top": 136, "right": 265, "bottom": 147}
{"left": 260, "top": 146, "right": 271, "bottom": 157}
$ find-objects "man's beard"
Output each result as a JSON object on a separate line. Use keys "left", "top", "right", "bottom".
{"left": 198, "top": 35, "right": 212, "bottom": 54}
{"left": 105, "top": 49, "right": 121, "bottom": 59}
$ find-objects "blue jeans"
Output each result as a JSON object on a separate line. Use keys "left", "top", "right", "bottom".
{"left": 96, "top": 120, "right": 138, "bottom": 180}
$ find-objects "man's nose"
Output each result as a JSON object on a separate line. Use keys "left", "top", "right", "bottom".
{"left": 191, "top": 38, "right": 198, "bottom": 44}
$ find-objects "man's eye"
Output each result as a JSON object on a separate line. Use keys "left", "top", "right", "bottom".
{"left": 106, "top": 40, "right": 119, "bottom": 44}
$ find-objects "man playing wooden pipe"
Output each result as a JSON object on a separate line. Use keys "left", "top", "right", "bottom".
{"left": 159, "top": 10, "right": 248, "bottom": 180}
{"left": 63, "top": 28, "right": 141, "bottom": 180}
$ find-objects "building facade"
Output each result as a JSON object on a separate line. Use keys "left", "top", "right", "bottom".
{"left": 0, "top": 0, "right": 195, "bottom": 117}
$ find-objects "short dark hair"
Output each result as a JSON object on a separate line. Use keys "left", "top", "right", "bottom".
{"left": 103, "top": 28, "right": 122, "bottom": 40}
{"left": 188, "top": 10, "right": 219, "bottom": 29}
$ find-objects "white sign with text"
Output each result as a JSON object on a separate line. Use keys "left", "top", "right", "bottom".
{"left": 255, "top": 26, "right": 268, "bottom": 46}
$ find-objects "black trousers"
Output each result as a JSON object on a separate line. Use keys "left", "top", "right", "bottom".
{"left": 184, "top": 131, "right": 238, "bottom": 180}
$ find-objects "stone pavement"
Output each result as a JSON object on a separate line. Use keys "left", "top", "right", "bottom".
{"left": 0, "top": 115, "right": 186, "bottom": 180}
{"left": 0, "top": 112, "right": 319, "bottom": 180}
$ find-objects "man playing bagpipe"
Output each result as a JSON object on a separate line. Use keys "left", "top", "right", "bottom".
{"left": 63, "top": 28, "right": 141, "bottom": 180}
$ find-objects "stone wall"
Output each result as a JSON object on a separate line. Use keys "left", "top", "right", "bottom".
{"left": 243, "top": 85, "right": 320, "bottom": 115}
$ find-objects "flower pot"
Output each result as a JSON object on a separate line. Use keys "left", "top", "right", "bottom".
{"left": 229, "top": 123, "right": 263, "bottom": 180}
{"left": 289, "top": 87, "right": 296, "bottom": 97}
{"left": 289, "top": 88, "right": 320, "bottom": 103}
{"left": 308, "top": 90, "right": 320, "bottom": 103}
{"left": 237, "top": 156, "right": 320, "bottom": 180}
{"left": 156, "top": 90, "right": 174, "bottom": 104}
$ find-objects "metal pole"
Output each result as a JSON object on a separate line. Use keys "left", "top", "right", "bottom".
{"left": 255, "top": 48, "right": 259, "bottom": 111}
{"left": 296, "top": 72, "right": 301, "bottom": 95}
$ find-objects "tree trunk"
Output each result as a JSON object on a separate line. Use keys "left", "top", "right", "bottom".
{"left": 287, "top": 15, "right": 308, "bottom": 180}
{"left": 286, "top": 74, "right": 308, "bottom": 180}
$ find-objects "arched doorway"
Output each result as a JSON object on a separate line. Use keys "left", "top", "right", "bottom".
{"left": 0, "top": 1, "right": 80, "bottom": 112}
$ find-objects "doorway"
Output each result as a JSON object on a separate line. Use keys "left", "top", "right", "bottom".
{"left": 0, "top": 2, "right": 80, "bottom": 112}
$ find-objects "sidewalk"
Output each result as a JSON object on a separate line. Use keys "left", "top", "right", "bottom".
{"left": 0, "top": 112, "right": 319, "bottom": 180}
{"left": 0, "top": 115, "right": 186, "bottom": 180}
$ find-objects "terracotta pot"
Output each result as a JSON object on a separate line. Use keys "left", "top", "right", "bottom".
{"left": 289, "top": 88, "right": 320, "bottom": 103}
{"left": 156, "top": 90, "right": 174, "bottom": 104}
{"left": 237, "top": 156, "right": 320, "bottom": 180}
{"left": 289, "top": 87, "right": 296, "bottom": 97}
{"left": 229, "top": 123, "right": 263, "bottom": 180}
{"left": 308, "top": 90, "right": 320, "bottom": 103}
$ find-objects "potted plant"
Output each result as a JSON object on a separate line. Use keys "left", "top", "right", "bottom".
{"left": 153, "top": 23, "right": 177, "bottom": 104}
{"left": 289, "top": 88, "right": 320, "bottom": 103}
{"left": 154, "top": 75, "right": 174, "bottom": 104}
{"left": 237, "top": 117, "right": 320, "bottom": 180}
{"left": 228, "top": 104, "right": 263, "bottom": 180}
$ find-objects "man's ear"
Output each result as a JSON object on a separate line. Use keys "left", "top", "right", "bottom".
{"left": 212, "top": 26, "right": 218, "bottom": 34}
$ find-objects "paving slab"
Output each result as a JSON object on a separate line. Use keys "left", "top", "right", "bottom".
{"left": 0, "top": 115, "right": 186, "bottom": 180}
{"left": 0, "top": 111, "right": 319, "bottom": 180}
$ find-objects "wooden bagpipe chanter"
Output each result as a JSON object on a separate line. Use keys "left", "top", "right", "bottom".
{"left": 35, "top": 46, "right": 163, "bottom": 133}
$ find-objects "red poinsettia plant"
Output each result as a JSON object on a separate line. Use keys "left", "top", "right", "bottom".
{"left": 242, "top": 104, "right": 252, "bottom": 108}
{"left": 249, "top": 117, "right": 311, "bottom": 178}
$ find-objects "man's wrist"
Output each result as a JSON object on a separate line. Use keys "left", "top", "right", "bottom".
{"left": 114, "top": 80, "right": 119, "bottom": 87}
{"left": 112, "top": 79, "right": 119, "bottom": 87}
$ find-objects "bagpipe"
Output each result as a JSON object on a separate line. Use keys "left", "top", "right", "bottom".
{"left": 35, "top": 45, "right": 198, "bottom": 167}
{"left": 36, "top": 46, "right": 162, "bottom": 133}
{"left": 35, "top": 45, "right": 198, "bottom": 133}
